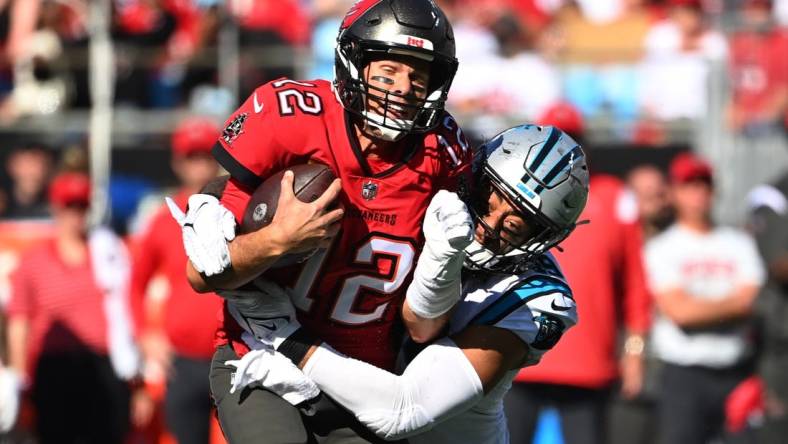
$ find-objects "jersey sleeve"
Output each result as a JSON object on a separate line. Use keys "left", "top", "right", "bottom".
{"left": 7, "top": 256, "right": 36, "bottom": 320}
{"left": 619, "top": 217, "right": 652, "bottom": 335}
{"left": 470, "top": 274, "right": 577, "bottom": 366}
{"left": 433, "top": 113, "right": 473, "bottom": 191}
{"left": 644, "top": 236, "right": 681, "bottom": 293}
{"left": 733, "top": 231, "right": 767, "bottom": 287}
{"left": 503, "top": 278, "right": 577, "bottom": 365}
{"left": 212, "top": 82, "right": 305, "bottom": 218}
{"left": 129, "top": 208, "right": 166, "bottom": 336}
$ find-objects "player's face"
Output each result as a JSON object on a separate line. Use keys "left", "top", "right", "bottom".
{"left": 672, "top": 179, "right": 713, "bottom": 219}
{"left": 629, "top": 167, "right": 672, "bottom": 224}
{"left": 475, "top": 189, "right": 539, "bottom": 254}
{"left": 363, "top": 56, "right": 430, "bottom": 121}
{"left": 52, "top": 202, "right": 89, "bottom": 235}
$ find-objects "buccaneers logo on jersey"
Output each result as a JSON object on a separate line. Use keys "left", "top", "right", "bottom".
{"left": 223, "top": 113, "right": 248, "bottom": 144}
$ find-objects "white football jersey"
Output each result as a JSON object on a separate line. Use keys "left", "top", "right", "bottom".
{"left": 409, "top": 252, "right": 578, "bottom": 444}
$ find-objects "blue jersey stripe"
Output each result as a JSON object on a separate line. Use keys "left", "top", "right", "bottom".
{"left": 470, "top": 282, "right": 571, "bottom": 326}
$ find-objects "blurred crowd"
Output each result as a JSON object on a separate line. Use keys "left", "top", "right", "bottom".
{"left": 0, "top": 0, "right": 782, "bottom": 140}
{"left": 0, "top": 0, "right": 786, "bottom": 444}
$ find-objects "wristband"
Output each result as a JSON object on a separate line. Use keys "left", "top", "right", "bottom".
{"left": 278, "top": 327, "right": 320, "bottom": 366}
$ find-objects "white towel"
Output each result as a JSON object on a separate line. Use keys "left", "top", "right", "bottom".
{"left": 89, "top": 227, "right": 140, "bottom": 380}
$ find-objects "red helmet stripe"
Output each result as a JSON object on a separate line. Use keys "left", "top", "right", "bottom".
{"left": 340, "top": 0, "right": 382, "bottom": 30}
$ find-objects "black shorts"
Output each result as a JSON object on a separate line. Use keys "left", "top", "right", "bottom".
{"left": 210, "top": 344, "right": 401, "bottom": 444}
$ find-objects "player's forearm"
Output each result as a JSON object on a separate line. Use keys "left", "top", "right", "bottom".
{"left": 658, "top": 287, "right": 757, "bottom": 328}
{"left": 402, "top": 299, "right": 451, "bottom": 343}
{"left": 186, "top": 228, "right": 288, "bottom": 291}
{"left": 301, "top": 339, "right": 482, "bottom": 440}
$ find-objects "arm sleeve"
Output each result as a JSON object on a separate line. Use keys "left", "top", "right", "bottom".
{"left": 128, "top": 210, "right": 164, "bottom": 336}
{"left": 620, "top": 220, "right": 652, "bottom": 334}
{"left": 434, "top": 113, "right": 473, "bottom": 191}
{"left": 302, "top": 337, "right": 483, "bottom": 440}
{"left": 212, "top": 84, "right": 300, "bottom": 219}
{"left": 6, "top": 257, "right": 34, "bottom": 320}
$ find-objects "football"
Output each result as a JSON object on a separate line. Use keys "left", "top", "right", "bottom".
{"left": 240, "top": 163, "right": 337, "bottom": 267}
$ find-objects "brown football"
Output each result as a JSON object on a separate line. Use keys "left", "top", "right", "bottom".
{"left": 241, "top": 163, "right": 336, "bottom": 267}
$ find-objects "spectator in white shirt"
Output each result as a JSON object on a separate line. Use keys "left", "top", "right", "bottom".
{"left": 644, "top": 152, "right": 765, "bottom": 444}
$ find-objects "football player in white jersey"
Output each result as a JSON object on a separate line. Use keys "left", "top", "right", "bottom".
{"left": 224, "top": 124, "right": 590, "bottom": 444}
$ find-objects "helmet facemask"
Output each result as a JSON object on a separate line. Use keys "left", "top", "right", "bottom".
{"left": 462, "top": 174, "right": 576, "bottom": 274}
{"left": 334, "top": 39, "right": 457, "bottom": 142}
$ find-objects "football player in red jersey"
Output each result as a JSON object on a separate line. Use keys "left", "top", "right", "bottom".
{"left": 169, "top": 1, "right": 471, "bottom": 442}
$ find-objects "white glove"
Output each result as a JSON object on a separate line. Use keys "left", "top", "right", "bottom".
{"left": 225, "top": 335, "right": 320, "bottom": 406}
{"left": 221, "top": 279, "right": 301, "bottom": 349}
{"left": 0, "top": 368, "right": 22, "bottom": 432}
{"left": 406, "top": 190, "right": 474, "bottom": 319}
{"left": 166, "top": 194, "right": 236, "bottom": 276}
{"left": 424, "top": 190, "right": 474, "bottom": 254}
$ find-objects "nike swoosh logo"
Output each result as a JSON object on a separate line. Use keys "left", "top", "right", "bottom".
{"left": 551, "top": 300, "right": 572, "bottom": 312}
{"left": 259, "top": 321, "right": 278, "bottom": 331}
{"left": 245, "top": 315, "right": 290, "bottom": 331}
{"left": 253, "top": 93, "right": 264, "bottom": 113}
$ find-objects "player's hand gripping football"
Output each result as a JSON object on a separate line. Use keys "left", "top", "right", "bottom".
{"left": 166, "top": 194, "right": 236, "bottom": 276}
{"left": 266, "top": 170, "right": 344, "bottom": 255}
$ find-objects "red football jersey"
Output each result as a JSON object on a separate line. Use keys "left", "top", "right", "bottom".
{"left": 213, "top": 78, "right": 471, "bottom": 370}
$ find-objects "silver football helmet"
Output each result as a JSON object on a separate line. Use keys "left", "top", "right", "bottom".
{"left": 462, "top": 124, "right": 590, "bottom": 273}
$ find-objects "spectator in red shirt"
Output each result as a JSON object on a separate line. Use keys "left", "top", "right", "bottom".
{"left": 504, "top": 111, "right": 652, "bottom": 444}
{"left": 727, "top": 0, "right": 788, "bottom": 136}
{"left": 6, "top": 172, "right": 134, "bottom": 444}
{"left": 129, "top": 116, "right": 223, "bottom": 444}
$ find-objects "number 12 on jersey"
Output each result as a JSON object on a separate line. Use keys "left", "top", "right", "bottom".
{"left": 289, "top": 234, "right": 416, "bottom": 325}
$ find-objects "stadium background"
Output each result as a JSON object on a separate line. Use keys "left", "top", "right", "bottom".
{"left": 0, "top": 0, "right": 785, "bottom": 443}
